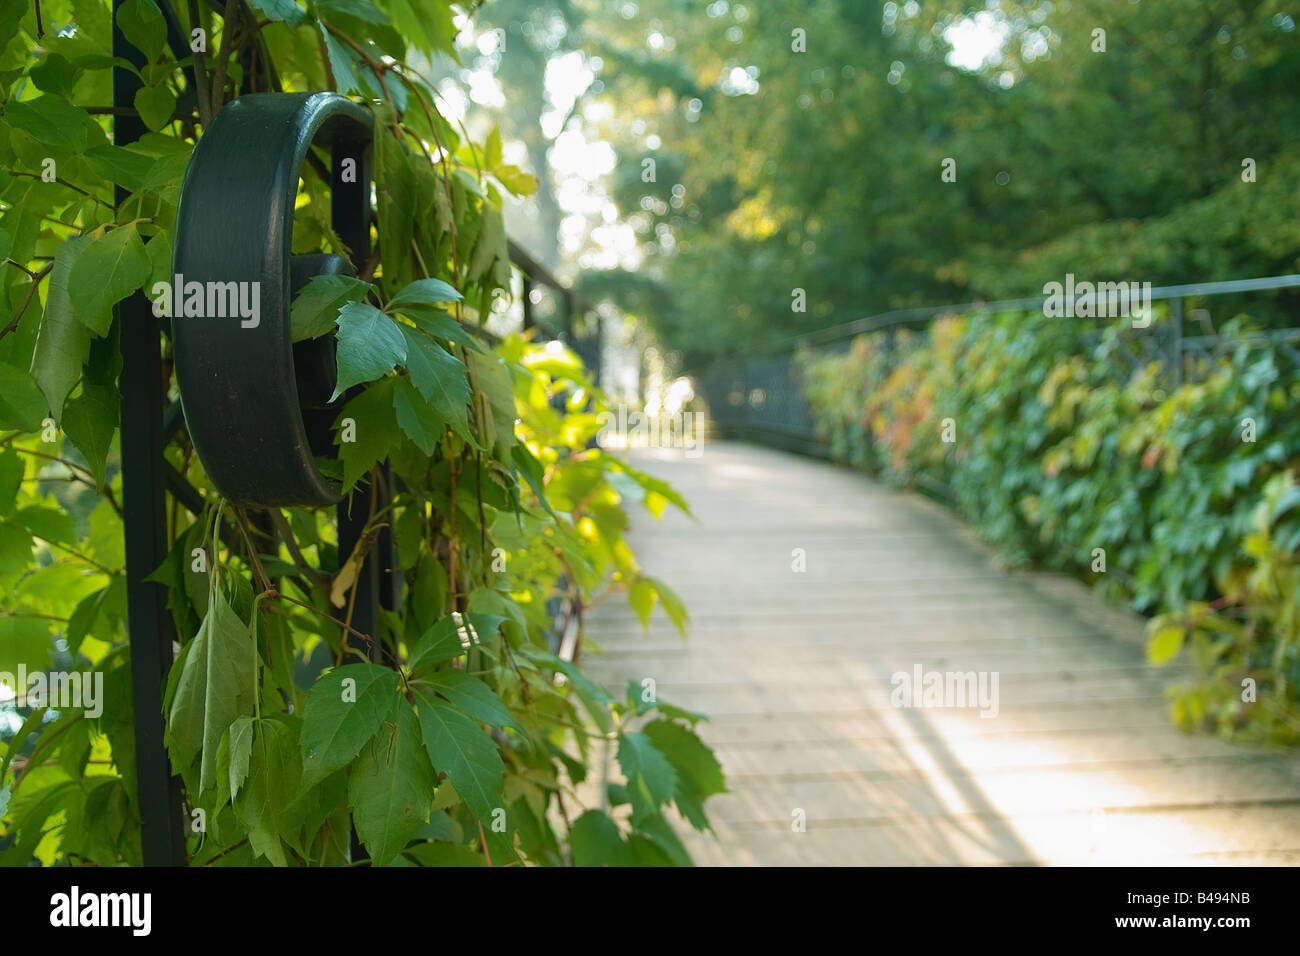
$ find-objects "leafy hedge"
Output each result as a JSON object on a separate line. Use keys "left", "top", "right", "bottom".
{"left": 800, "top": 307, "right": 1300, "bottom": 744}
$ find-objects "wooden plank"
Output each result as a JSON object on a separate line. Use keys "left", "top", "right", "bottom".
{"left": 582, "top": 442, "right": 1300, "bottom": 866}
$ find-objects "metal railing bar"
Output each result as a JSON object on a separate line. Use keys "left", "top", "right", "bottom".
{"left": 778, "top": 273, "right": 1300, "bottom": 354}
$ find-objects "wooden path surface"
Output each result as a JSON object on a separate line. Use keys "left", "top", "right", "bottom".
{"left": 582, "top": 441, "right": 1300, "bottom": 865}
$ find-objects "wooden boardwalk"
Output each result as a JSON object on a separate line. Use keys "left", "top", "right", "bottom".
{"left": 582, "top": 441, "right": 1300, "bottom": 865}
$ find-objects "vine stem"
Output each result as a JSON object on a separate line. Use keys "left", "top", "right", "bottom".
{"left": 476, "top": 820, "right": 493, "bottom": 866}
{"left": 0, "top": 261, "right": 53, "bottom": 343}
{"left": 10, "top": 446, "right": 123, "bottom": 517}
{"left": 187, "top": 0, "right": 214, "bottom": 126}
{"left": 12, "top": 714, "right": 83, "bottom": 792}
{"left": 7, "top": 171, "right": 112, "bottom": 210}
{"left": 209, "top": 0, "right": 241, "bottom": 117}
{"left": 340, "top": 472, "right": 380, "bottom": 662}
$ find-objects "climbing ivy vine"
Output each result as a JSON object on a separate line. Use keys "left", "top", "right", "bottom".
{"left": 0, "top": 0, "right": 725, "bottom": 866}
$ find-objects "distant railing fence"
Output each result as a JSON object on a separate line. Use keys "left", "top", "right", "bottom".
{"left": 698, "top": 274, "right": 1300, "bottom": 456}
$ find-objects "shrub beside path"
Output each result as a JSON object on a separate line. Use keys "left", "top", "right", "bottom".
{"left": 582, "top": 441, "right": 1300, "bottom": 865}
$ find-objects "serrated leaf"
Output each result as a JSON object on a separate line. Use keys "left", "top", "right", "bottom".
{"left": 168, "top": 590, "right": 257, "bottom": 793}
{"left": 647, "top": 576, "right": 689, "bottom": 637}
{"left": 331, "top": 302, "right": 406, "bottom": 401}
{"left": 0, "top": 364, "right": 49, "bottom": 433}
{"left": 31, "top": 238, "right": 92, "bottom": 419}
{"left": 413, "top": 690, "right": 504, "bottom": 824}
{"left": 628, "top": 577, "right": 655, "bottom": 629}
{"left": 374, "top": 121, "right": 415, "bottom": 290}
{"left": 399, "top": 326, "right": 471, "bottom": 440}
{"left": 116, "top": 0, "right": 166, "bottom": 61}
{"left": 407, "top": 617, "right": 468, "bottom": 673}
{"left": 335, "top": 376, "right": 399, "bottom": 490}
{"left": 227, "top": 715, "right": 254, "bottom": 801}
{"left": 416, "top": 670, "right": 518, "bottom": 731}
{"left": 61, "top": 383, "right": 116, "bottom": 489}
{"left": 348, "top": 704, "right": 432, "bottom": 866}
{"left": 82, "top": 145, "right": 156, "bottom": 193}
{"left": 319, "top": 22, "right": 361, "bottom": 94}
{"left": 392, "top": 376, "right": 441, "bottom": 455}
{"left": 466, "top": 348, "right": 516, "bottom": 457}
{"left": 319, "top": 0, "right": 390, "bottom": 24}
{"left": 388, "top": 278, "right": 463, "bottom": 308}
{"left": 494, "top": 164, "right": 539, "bottom": 197}
{"left": 642, "top": 719, "right": 725, "bottom": 831}
{"left": 68, "top": 225, "right": 150, "bottom": 336}
{"left": 3, "top": 96, "right": 92, "bottom": 149}
{"left": 235, "top": 715, "right": 303, "bottom": 867}
{"left": 300, "top": 663, "right": 402, "bottom": 782}
{"left": 12, "top": 504, "right": 76, "bottom": 547}
{"left": 394, "top": 305, "right": 480, "bottom": 350}
{"left": 569, "top": 809, "right": 625, "bottom": 866}
{"left": 245, "top": 0, "right": 307, "bottom": 27}
{"left": 291, "top": 274, "right": 372, "bottom": 342}
{"left": 616, "top": 732, "right": 676, "bottom": 822}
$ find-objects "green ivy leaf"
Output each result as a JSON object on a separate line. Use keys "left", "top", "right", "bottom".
{"left": 61, "top": 383, "right": 117, "bottom": 490}
{"left": 319, "top": 22, "right": 361, "bottom": 94}
{"left": 392, "top": 376, "right": 441, "bottom": 456}
{"left": 0, "top": 449, "right": 23, "bottom": 517}
{"left": 373, "top": 121, "right": 415, "bottom": 292}
{"left": 81, "top": 145, "right": 156, "bottom": 194}
{"left": 12, "top": 504, "right": 76, "bottom": 548}
{"left": 291, "top": 274, "right": 372, "bottom": 342}
{"left": 568, "top": 809, "right": 625, "bottom": 866}
{"left": 628, "top": 577, "right": 655, "bottom": 629}
{"left": 407, "top": 614, "right": 480, "bottom": 672}
{"left": 331, "top": 302, "right": 406, "bottom": 402}
{"left": 0, "top": 363, "right": 50, "bottom": 432}
{"left": 3, "top": 96, "right": 93, "bottom": 149}
{"left": 68, "top": 225, "right": 151, "bottom": 336}
{"left": 1147, "top": 625, "right": 1185, "bottom": 665}
{"left": 226, "top": 716, "right": 255, "bottom": 802}
{"left": 398, "top": 327, "right": 470, "bottom": 441}
{"left": 319, "top": 0, "right": 390, "bottom": 25}
{"left": 393, "top": 306, "right": 480, "bottom": 350}
{"left": 335, "top": 376, "right": 400, "bottom": 490}
{"left": 388, "top": 278, "right": 463, "bottom": 308}
{"left": 647, "top": 576, "right": 689, "bottom": 637}
{"left": 30, "top": 236, "right": 92, "bottom": 419}
{"left": 415, "top": 670, "right": 518, "bottom": 731}
{"left": 300, "top": 663, "right": 402, "bottom": 783}
{"left": 235, "top": 715, "right": 303, "bottom": 866}
{"left": 616, "top": 732, "right": 676, "bottom": 824}
{"left": 466, "top": 348, "right": 517, "bottom": 457}
{"left": 168, "top": 589, "right": 257, "bottom": 794}
{"left": 641, "top": 719, "right": 725, "bottom": 831}
{"left": 134, "top": 83, "right": 177, "bottom": 132}
{"left": 413, "top": 690, "right": 504, "bottom": 825}
{"left": 244, "top": 0, "right": 307, "bottom": 28}
{"left": 115, "top": 0, "right": 167, "bottom": 62}
{"left": 348, "top": 704, "right": 432, "bottom": 866}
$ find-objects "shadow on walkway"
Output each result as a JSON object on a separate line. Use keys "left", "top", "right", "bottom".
{"left": 582, "top": 442, "right": 1300, "bottom": 865}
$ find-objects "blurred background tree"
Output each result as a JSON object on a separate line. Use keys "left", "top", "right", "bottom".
{"left": 452, "top": 0, "right": 1300, "bottom": 374}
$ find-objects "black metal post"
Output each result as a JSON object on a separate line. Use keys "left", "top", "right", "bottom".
{"left": 115, "top": 0, "right": 188, "bottom": 866}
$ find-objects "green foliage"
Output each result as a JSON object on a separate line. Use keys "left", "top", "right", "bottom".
{"left": 569, "top": 0, "right": 1300, "bottom": 367}
{"left": 801, "top": 306, "right": 1300, "bottom": 744}
{"left": 0, "top": 0, "right": 723, "bottom": 867}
